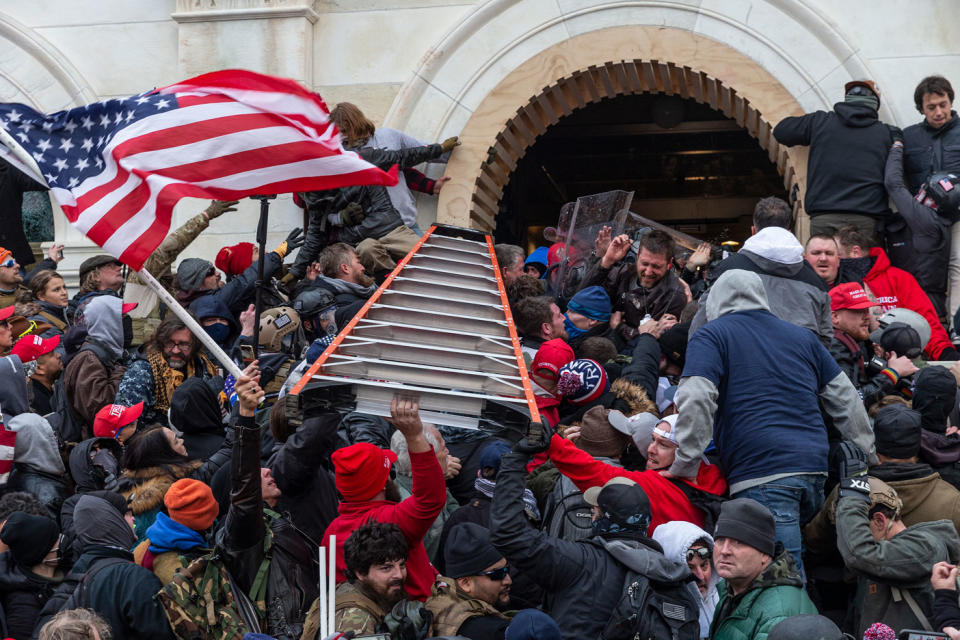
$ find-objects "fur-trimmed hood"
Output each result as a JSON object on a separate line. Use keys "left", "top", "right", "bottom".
{"left": 120, "top": 461, "right": 202, "bottom": 515}
{"left": 610, "top": 377, "right": 657, "bottom": 416}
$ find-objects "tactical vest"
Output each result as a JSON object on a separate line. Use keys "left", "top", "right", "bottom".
{"left": 425, "top": 576, "right": 510, "bottom": 637}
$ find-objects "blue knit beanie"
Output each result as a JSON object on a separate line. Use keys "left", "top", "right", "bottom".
{"left": 506, "top": 609, "right": 562, "bottom": 640}
{"left": 567, "top": 285, "right": 612, "bottom": 322}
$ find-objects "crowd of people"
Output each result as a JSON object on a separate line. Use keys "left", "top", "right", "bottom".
{"left": 2, "top": 76, "right": 960, "bottom": 640}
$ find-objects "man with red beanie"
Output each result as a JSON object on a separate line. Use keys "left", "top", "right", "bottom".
{"left": 134, "top": 477, "right": 217, "bottom": 584}
{"left": 323, "top": 396, "right": 446, "bottom": 602}
{"left": 215, "top": 242, "right": 257, "bottom": 279}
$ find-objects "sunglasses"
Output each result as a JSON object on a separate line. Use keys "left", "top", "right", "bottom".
{"left": 0, "top": 258, "right": 15, "bottom": 269}
{"left": 686, "top": 548, "right": 712, "bottom": 562}
{"left": 480, "top": 565, "right": 510, "bottom": 581}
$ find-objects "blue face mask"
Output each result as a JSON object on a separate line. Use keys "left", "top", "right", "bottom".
{"left": 564, "top": 314, "right": 588, "bottom": 339}
{"left": 203, "top": 323, "right": 231, "bottom": 346}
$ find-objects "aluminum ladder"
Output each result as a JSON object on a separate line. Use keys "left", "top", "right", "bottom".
{"left": 286, "top": 224, "right": 541, "bottom": 433}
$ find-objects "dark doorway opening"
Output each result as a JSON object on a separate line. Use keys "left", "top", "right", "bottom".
{"left": 494, "top": 93, "right": 788, "bottom": 251}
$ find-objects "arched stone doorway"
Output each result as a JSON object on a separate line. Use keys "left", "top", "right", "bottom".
{"left": 383, "top": 3, "right": 883, "bottom": 237}
{"left": 474, "top": 61, "right": 797, "bottom": 238}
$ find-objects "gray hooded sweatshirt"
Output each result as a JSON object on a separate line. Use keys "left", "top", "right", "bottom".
{"left": 9, "top": 412, "right": 65, "bottom": 476}
{"left": 671, "top": 270, "right": 875, "bottom": 490}
{"left": 84, "top": 295, "right": 125, "bottom": 359}
{"left": 0, "top": 355, "right": 29, "bottom": 422}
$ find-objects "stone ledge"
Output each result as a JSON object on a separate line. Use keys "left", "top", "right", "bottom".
{"left": 172, "top": 5, "right": 320, "bottom": 24}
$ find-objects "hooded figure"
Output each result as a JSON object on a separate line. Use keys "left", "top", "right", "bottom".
{"left": 673, "top": 269, "right": 874, "bottom": 577}
{"left": 913, "top": 366, "right": 958, "bottom": 435}
{"left": 62, "top": 295, "right": 129, "bottom": 437}
{"left": 0, "top": 354, "right": 29, "bottom": 422}
{"left": 59, "top": 437, "right": 123, "bottom": 564}
{"left": 5, "top": 413, "right": 70, "bottom": 523}
{"left": 653, "top": 520, "right": 719, "bottom": 638}
{"left": 33, "top": 494, "right": 172, "bottom": 639}
{"left": 189, "top": 294, "right": 240, "bottom": 351}
{"left": 169, "top": 378, "right": 226, "bottom": 461}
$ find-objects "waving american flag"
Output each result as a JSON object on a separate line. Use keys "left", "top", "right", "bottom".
{"left": 0, "top": 69, "right": 398, "bottom": 270}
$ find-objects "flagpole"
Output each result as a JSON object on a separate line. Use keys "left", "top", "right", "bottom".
{"left": 137, "top": 267, "right": 244, "bottom": 380}
{"left": 250, "top": 195, "right": 275, "bottom": 359}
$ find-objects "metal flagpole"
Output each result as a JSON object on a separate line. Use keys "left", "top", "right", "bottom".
{"left": 137, "top": 267, "right": 244, "bottom": 379}
{"left": 250, "top": 195, "right": 275, "bottom": 359}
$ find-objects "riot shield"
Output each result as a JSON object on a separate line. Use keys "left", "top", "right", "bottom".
{"left": 553, "top": 190, "right": 634, "bottom": 305}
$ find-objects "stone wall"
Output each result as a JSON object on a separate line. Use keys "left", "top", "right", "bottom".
{"left": 1, "top": 0, "right": 958, "bottom": 282}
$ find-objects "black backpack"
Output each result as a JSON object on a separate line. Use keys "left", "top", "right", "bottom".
{"left": 541, "top": 474, "right": 594, "bottom": 542}
{"left": 597, "top": 539, "right": 700, "bottom": 640}
{"left": 667, "top": 478, "right": 727, "bottom": 535}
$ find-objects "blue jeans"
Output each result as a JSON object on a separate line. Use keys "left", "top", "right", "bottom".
{"left": 732, "top": 474, "right": 825, "bottom": 582}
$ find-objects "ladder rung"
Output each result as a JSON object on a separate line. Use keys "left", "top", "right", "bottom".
{"left": 351, "top": 319, "right": 514, "bottom": 354}
{"left": 339, "top": 335, "right": 519, "bottom": 374}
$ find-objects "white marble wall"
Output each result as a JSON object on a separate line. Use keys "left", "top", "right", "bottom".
{"left": 0, "top": 0, "right": 958, "bottom": 281}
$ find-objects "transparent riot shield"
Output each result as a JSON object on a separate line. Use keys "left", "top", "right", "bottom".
{"left": 553, "top": 190, "right": 634, "bottom": 305}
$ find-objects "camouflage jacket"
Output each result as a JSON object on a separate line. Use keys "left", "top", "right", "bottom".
{"left": 424, "top": 575, "right": 510, "bottom": 637}
{"left": 127, "top": 212, "right": 209, "bottom": 284}
{"left": 710, "top": 546, "right": 817, "bottom": 640}
{"left": 324, "top": 581, "right": 386, "bottom": 638}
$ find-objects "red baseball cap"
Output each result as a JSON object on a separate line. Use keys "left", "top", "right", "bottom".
{"left": 332, "top": 442, "right": 397, "bottom": 502}
{"left": 531, "top": 338, "right": 575, "bottom": 382}
{"left": 93, "top": 402, "right": 144, "bottom": 439}
{"left": 0, "top": 305, "right": 13, "bottom": 322}
{"left": 121, "top": 302, "right": 138, "bottom": 315}
{"left": 10, "top": 334, "right": 60, "bottom": 363}
{"left": 829, "top": 283, "right": 875, "bottom": 311}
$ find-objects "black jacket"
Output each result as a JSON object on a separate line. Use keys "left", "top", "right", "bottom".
{"left": 884, "top": 143, "right": 951, "bottom": 310}
{"left": 0, "top": 159, "right": 47, "bottom": 267}
{"left": 268, "top": 413, "right": 340, "bottom": 544}
{"left": 61, "top": 439, "right": 122, "bottom": 564}
{"left": 579, "top": 260, "right": 686, "bottom": 332}
{"left": 828, "top": 329, "right": 901, "bottom": 408}
{"left": 774, "top": 102, "right": 894, "bottom": 217}
{"left": 219, "top": 415, "right": 319, "bottom": 640}
{"left": 490, "top": 451, "right": 695, "bottom": 639}
{"left": 903, "top": 112, "right": 960, "bottom": 193}
{"left": 5, "top": 466, "right": 71, "bottom": 527}
{"left": 35, "top": 494, "right": 172, "bottom": 640}
{"left": 0, "top": 552, "right": 60, "bottom": 640}
{"left": 170, "top": 377, "right": 227, "bottom": 461}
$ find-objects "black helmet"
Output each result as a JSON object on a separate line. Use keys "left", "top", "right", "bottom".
{"left": 918, "top": 172, "right": 960, "bottom": 221}
{"left": 768, "top": 615, "right": 846, "bottom": 640}
{"left": 295, "top": 287, "right": 336, "bottom": 319}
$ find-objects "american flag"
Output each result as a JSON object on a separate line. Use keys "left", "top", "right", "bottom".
{"left": 0, "top": 69, "right": 398, "bottom": 270}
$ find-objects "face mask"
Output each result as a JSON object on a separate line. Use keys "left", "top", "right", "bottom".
{"left": 203, "top": 323, "right": 231, "bottom": 346}
{"left": 564, "top": 314, "right": 587, "bottom": 339}
{"left": 122, "top": 315, "right": 134, "bottom": 349}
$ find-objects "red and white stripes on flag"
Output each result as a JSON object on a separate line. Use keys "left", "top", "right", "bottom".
{"left": 0, "top": 69, "right": 398, "bottom": 271}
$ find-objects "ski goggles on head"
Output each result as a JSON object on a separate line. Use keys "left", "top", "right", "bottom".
{"left": 479, "top": 565, "right": 511, "bottom": 581}
{"left": 686, "top": 547, "right": 712, "bottom": 562}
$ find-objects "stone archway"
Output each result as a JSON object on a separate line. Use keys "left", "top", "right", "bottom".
{"left": 428, "top": 25, "right": 818, "bottom": 235}
{"left": 470, "top": 60, "right": 798, "bottom": 232}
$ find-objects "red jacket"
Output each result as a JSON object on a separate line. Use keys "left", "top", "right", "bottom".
{"left": 547, "top": 434, "right": 727, "bottom": 534}
{"left": 864, "top": 247, "right": 952, "bottom": 359}
{"left": 322, "top": 447, "right": 446, "bottom": 601}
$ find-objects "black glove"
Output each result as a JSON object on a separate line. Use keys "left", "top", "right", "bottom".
{"left": 836, "top": 440, "right": 871, "bottom": 501}
{"left": 285, "top": 227, "right": 305, "bottom": 251}
{"left": 338, "top": 202, "right": 365, "bottom": 226}
{"left": 513, "top": 421, "right": 554, "bottom": 455}
{"left": 890, "top": 126, "right": 904, "bottom": 145}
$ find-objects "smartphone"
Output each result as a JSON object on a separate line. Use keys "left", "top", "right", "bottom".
{"left": 57, "top": 249, "right": 63, "bottom": 260}
{"left": 899, "top": 631, "right": 948, "bottom": 640}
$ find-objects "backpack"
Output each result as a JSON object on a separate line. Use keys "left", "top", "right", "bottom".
{"left": 157, "top": 528, "right": 273, "bottom": 640}
{"left": 596, "top": 539, "right": 700, "bottom": 640}
{"left": 541, "top": 473, "right": 595, "bottom": 542}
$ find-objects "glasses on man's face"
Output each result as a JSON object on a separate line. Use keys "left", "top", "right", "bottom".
{"left": 165, "top": 341, "right": 193, "bottom": 352}
{"left": 686, "top": 547, "right": 712, "bottom": 563}
{"left": 0, "top": 258, "right": 16, "bottom": 269}
{"left": 479, "top": 565, "right": 510, "bottom": 581}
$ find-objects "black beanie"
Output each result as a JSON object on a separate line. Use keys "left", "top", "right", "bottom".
{"left": 913, "top": 366, "right": 958, "bottom": 435}
{"left": 444, "top": 523, "right": 503, "bottom": 579}
{"left": 714, "top": 498, "right": 776, "bottom": 556}
{"left": 0, "top": 511, "right": 59, "bottom": 568}
{"left": 874, "top": 404, "right": 922, "bottom": 459}
{"left": 768, "top": 614, "right": 844, "bottom": 640}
